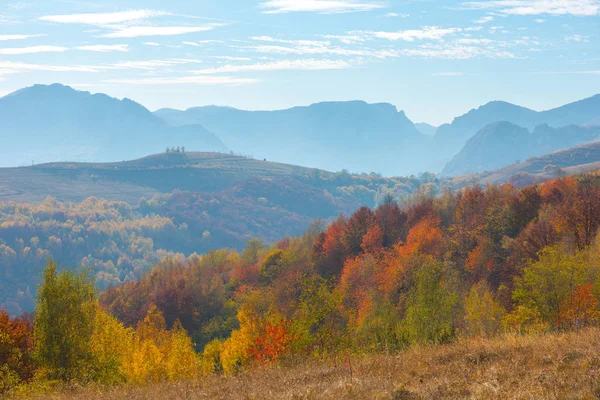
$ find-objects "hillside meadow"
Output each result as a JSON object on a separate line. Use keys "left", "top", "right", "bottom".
{"left": 16, "top": 328, "right": 600, "bottom": 399}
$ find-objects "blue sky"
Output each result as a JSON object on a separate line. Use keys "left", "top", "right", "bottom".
{"left": 0, "top": 0, "right": 598, "bottom": 125}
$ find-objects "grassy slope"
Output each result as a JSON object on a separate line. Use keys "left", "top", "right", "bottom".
{"left": 0, "top": 152, "right": 336, "bottom": 204}
{"left": 37, "top": 328, "right": 600, "bottom": 399}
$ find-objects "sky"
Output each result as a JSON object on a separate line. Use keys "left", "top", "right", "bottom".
{"left": 0, "top": 0, "right": 598, "bottom": 125}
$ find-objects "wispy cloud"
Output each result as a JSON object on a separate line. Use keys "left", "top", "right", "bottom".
{"left": 144, "top": 42, "right": 161, "bottom": 46}
{"left": 460, "top": 0, "right": 600, "bottom": 16}
{"left": 100, "top": 24, "right": 224, "bottom": 38}
{"left": 0, "top": 45, "right": 67, "bottom": 55}
{"left": 399, "top": 44, "right": 517, "bottom": 59}
{"left": 111, "top": 59, "right": 203, "bottom": 70}
{"left": 0, "top": 61, "right": 104, "bottom": 76}
{"left": 210, "top": 56, "right": 253, "bottom": 61}
{"left": 259, "top": 0, "right": 384, "bottom": 14}
{"left": 0, "top": 34, "right": 46, "bottom": 41}
{"left": 385, "top": 12, "right": 409, "bottom": 17}
{"left": 247, "top": 35, "right": 399, "bottom": 58}
{"left": 105, "top": 75, "right": 259, "bottom": 85}
{"left": 564, "top": 34, "right": 589, "bottom": 42}
{"left": 191, "top": 59, "right": 351, "bottom": 74}
{"left": 474, "top": 16, "right": 494, "bottom": 23}
{"left": 39, "top": 9, "right": 168, "bottom": 26}
{"left": 356, "top": 27, "right": 463, "bottom": 41}
{"left": 76, "top": 44, "right": 129, "bottom": 52}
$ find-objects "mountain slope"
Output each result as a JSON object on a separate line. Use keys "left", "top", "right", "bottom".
{"left": 0, "top": 84, "right": 227, "bottom": 167}
{"left": 471, "top": 141, "right": 600, "bottom": 185}
{"left": 442, "top": 122, "right": 600, "bottom": 176}
{"left": 432, "top": 94, "right": 600, "bottom": 171}
{"left": 415, "top": 122, "right": 437, "bottom": 136}
{"left": 156, "top": 101, "right": 430, "bottom": 176}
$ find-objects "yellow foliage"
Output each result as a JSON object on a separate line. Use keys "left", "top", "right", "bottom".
{"left": 201, "top": 339, "right": 223, "bottom": 375}
{"left": 91, "top": 304, "right": 199, "bottom": 385}
{"left": 463, "top": 283, "right": 506, "bottom": 338}
{"left": 89, "top": 305, "right": 133, "bottom": 384}
{"left": 220, "top": 307, "right": 260, "bottom": 374}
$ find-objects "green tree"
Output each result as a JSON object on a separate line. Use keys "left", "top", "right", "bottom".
{"left": 512, "top": 245, "right": 588, "bottom": 328}
{"left": 402, "top": 259, "right": 459, "bottom": 344}
{"left": 34, "top": 260, "right": 97, "bottom": 382}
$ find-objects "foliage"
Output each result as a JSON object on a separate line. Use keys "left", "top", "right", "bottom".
{"left": 34, "top": 260, "right": 97, "bottom": 382}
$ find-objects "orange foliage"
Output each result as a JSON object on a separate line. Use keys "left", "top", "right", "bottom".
{"left": 0, "top": 310, "right": 34, "bottom": 383}
{"left": 560, "top": 283, "right": 600, "bottom": 329}
{"left": 249, "top": 318, "right": 298, "bottom": 366}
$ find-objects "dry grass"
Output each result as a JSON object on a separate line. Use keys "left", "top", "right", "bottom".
{"left": 27, "top": 328, "right": 600, "bottom": 400}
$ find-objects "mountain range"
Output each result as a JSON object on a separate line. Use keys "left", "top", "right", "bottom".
{"left": 1, "top": 84, "right": 599, "bottom": 176}
{"left": 155, "top": 101, "right": 428, "bottom": 176}
{"left": 0, "top": 84, "right": 227, "bottom": 167}
{"left": 441, "top": 122, "right": 600, "bottom": 176}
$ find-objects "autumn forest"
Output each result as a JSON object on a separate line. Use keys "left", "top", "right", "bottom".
{"left": 3, "top": 171, "right": 600, "bottom": 397}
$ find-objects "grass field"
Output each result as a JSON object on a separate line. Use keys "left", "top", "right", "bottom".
{"left": 30, "top": 328, "right": 600, "bottom": 400}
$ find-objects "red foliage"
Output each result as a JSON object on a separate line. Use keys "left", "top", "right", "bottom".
{"left": 0, "top": 310, "right": 35, "bottom": 383}
{"left": 249, "top": 318, "right": 298, "bottom": 366}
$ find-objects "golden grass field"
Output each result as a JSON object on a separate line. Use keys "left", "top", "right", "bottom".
{"left": 26, "top": 328, "right": 600, "bottom": 400}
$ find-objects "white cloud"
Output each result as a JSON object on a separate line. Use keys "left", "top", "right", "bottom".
{"left": 0, "top": 61, "right": 104, "bottom": 76}
{"left": 104, "top": 75, "right": 259, "bottom": 85}
{"left": 474, "top": 16, "right": 494, "bottom": 23}
{"left": 210, "top": 56, "right": 253, "bottom": 61}
{"left": 191, "top": 59, "right": 351, "bottom": 74}
{"left": 76, "top": 44, "right": 129, "bottom": 52}
{"left": 100, "top": 24, "right": 224, "bottom": 38}
{"left": 564, "top": 34, "right": 589, "bottom": 42}
{"left": 144, "top": 42, "right": 161, "bottom": 46}
{"left": 183, "top": 41, "right": 202, "bottom": 47}
{"left": 460, "top": 0, "right": 600, "bottom": 16}
{"left": 39, "top": 9, "right": 168, "bottom": 26}
{"left": 0, "top": 45, "right": 68, "bottom": 55}
{"left": 357, "top": 26, "right": 463, "bottom": 41}
{"left": 247, "top": 35, "right": 398, "bottom": 58}
{"left": 259, "top": 0, "right": 384, "bottom": 14}
{"left": 110, "top": 59, "right": 203, "bottom": 70}
{"left": 399, "top": 44, "right": 517, "bottom": 59}
{"left": 455, "top": 38, "right": 495, "bottom": 44}
{"left": 534, "top": 18, "right": 546, "bottom": 22}
{"left": 0, "top": 34, "right": 46, "bottom": 41}
{"left": 321, "top": 34, "right": 367, "bottom": 44}
{"left": 385, "top": 12, "right": 409, "bottom": 17}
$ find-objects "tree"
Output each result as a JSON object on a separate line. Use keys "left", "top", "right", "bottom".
{"left": 401, "top": 259, "right": 458, "bottom": 344}
{"left": 463, "top": 282, "right": 505, "bottom": 338}
{"left": 0, "top": 311, "right": 34, "bottom": 393}
{"left": 511, "top": 245, "right": 587, "bottom": 328}
{"left": 34, "top": 260, "right": 97, "bottom": 382}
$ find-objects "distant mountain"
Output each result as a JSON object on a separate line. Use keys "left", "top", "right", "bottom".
{"left": 156, "top": 101, "right": 430, "bottom": 176}
{"left": 441, "top": 122, "right": 600, "bottom": 176}
{"left": 471, "top": 141, "right": 600, "bottom": 187}
{"left": 0, "top": 84, "right": 227, "bottom": 167}
{"left": 415, "top": 122, "right": 437, "bottom": 136}
{"left": 432, "top": 94, "right": 600, "bottom": 171}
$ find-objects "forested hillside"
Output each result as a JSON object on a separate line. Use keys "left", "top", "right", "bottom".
{"left": 3, "top": 172, "right": 600, "bottom": 398}
{"left": 0, "top": 152, "right": 435, "bottom": 315}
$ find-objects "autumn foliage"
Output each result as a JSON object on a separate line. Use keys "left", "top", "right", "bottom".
{"left": 4, "top": 173, "right": 600, "bottom": 394}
